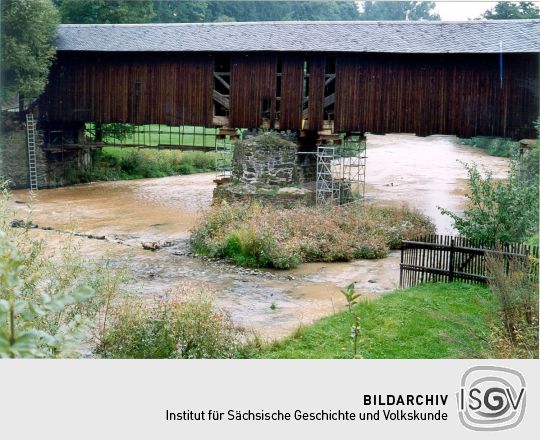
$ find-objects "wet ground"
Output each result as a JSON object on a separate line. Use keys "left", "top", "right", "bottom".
{"left": 10, "top": 134, "right": 508, "bottom": 339}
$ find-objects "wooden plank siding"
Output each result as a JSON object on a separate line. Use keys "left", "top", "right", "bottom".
{"left": 41, "top": 51, "right": 538, "bottom": 139}
{"left": 41, "top": 52, "right": 213, "bottom": 127}
{"left": 335, "top": 53, "right": 538, "bottom": 138}
{"left": 306, "top": 55, "right": 325, "bottom": 131}
{"left": 230, "top": 53, "right": 277, "bottom": 128}
{"left": 279, "top": 54, "right": 304, "bottom": 131}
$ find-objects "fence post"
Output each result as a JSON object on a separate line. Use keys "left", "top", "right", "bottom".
{"left": 449, "top": 238, "right": 455, "bottom": 282}
{"left": 399, "top": 241, "right": 404, "bottom": 287}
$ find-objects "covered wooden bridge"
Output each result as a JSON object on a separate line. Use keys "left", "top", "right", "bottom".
{"left": 40, "top": 20, "right": 539, "bottom": 143}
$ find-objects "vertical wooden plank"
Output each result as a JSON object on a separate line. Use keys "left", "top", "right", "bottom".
{"left": 230, "top": 53, "right": 277, "bottom": 128}
{"left": 307, "top": 54, "right": 325, "bottom": 131}
{"left": 280, "top": 54, "right": 304, "bottom": 130}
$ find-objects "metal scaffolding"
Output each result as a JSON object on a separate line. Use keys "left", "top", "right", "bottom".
{"left": 215, "top": 129, "right": 238, "bottom": 179}
{"left": 316, "top": 134, "right": 366, "bottom": 206}
{"left": 316, "top": 145, "right": 340, "bottom": 205}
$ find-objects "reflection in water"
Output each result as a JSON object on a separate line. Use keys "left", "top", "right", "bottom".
{"left": 11, "top": 134, "right": 508, "bottom": 339}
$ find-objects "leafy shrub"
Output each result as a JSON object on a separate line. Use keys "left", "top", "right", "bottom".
{"left": 96, "top": 288, "right": 244, "bottom": 359}
{"left": 439, "top": 161, "right": 538, "bottom": 244}
{"left": 460, "top": 136, "right": 519, "bottom": 158}
{"left": 190, "top": 202, "right": 435, "bottom": 269}
{"left": 443, "top": 117, "right": 539, "bottom": 245}
{"left": 520, "top": 116, "right": 540, "bottom": 185}
{"left": 0, "top": 182, "right": 127, "bottom": 357}
{"left": 0, "top": 231, "right": 95, "bottom": 358}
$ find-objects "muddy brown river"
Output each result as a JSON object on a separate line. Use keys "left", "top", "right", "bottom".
{"left": 11, "top": 134, "right": 508, "bottom": 339}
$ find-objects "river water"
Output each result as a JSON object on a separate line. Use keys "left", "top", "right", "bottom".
{"left": 10, "top": 134, "right": 508, "bottom": 339}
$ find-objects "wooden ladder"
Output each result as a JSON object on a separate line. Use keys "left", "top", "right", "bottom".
{"left": 26, "top": 113, "right": 38, "bottom": 191}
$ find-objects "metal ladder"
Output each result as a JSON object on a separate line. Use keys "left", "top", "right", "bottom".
{"left": 26, "top": 113, "right": 38, "bottom": 191}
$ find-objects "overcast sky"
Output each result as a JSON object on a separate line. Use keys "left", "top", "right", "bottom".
{"left": 434, "top": 1, "right": 498, "bottom": 20}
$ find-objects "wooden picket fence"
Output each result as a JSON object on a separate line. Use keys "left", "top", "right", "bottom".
{"left": 399, "top": 235, "right": 539, "bottom": 288}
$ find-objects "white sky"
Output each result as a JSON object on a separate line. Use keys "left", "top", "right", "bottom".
{"left": 435, "top": 1, "right": 497, "bottom": 20}
{"left": 434, "top": 1, "right": 540, "bottom": 21}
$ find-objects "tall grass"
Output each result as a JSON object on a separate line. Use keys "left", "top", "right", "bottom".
{"left": 485, "top": 252, "right": 539, "bottom": 358}
{"left": 190, "top": 202, "right": 436, "bottom": 269}
{"left": 71, "top": 147, "right": 219, "bottom": 183}
{"left": 96, "top": 287, "right": 245, "bottom": 359}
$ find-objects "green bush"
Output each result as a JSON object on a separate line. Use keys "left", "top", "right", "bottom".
{"left": 96, "top": 289, "right": 244, "bottom": 359}
{"left": 0, "top": 231, "right": 95, "bottom": 358}
{"left": 190, "top": 203, "right": 436, "bottom": 269}
{"left": 443, "top": 118, "right": 539, "bottom": 244}
{"left": 0, "top": 182, "right": 127, "bottom": 357}
{"left": 460, "top": 136, "right": 519, "bottom": 158}
{"left": 68, "top": 147, "right": 219, "bottom": 183}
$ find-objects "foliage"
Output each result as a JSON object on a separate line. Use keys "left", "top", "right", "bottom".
{"left": 94, "top": 123, "right": 136, "bottom": 143}
{"left": 56, "top": 0, "right": 155, "bottom": 23}
{"left": 360, "top": 1, "right": 440, "bottom": 20}
{"left": 52, "top": 0, "right": 442, "bottom": 26}
{"left": 152, "top": 0, "right": 208, "bottom": 23}
{"left": 204, "top": 1, "right": 360, "bottom": 22}
{"left": 69, "top": 147, "right": 218, "bottom": 183}
{"left": 96, "top": 288, "right": 244, "bottom": 359}
{"left": 439, "top": 161, "right": 539, "bottom": 243}
{"left": 0, "top": 230, "right": 96, "bottom": 358}
{"left": 190, "top": 202, "right": 436, "bottom": 269}
{"left": 341, "top": 282, "right": 360, "bottom": 313}
{"left": 459, "top": 137, "right": 518, "bottom": 158}
{"left": 485, "top": 252, "right": 538, "bottom": 358}
{"left": 340, "top": 281, "right": 362, "bottom": 358}
{"left": 0, "top": 182, "right": 127, "bottom": 358}
{"left": 520, "top": 116, "right": 540, "bottom": 184}
{"left": 55, "top": 0, "right": 361, "bottom": 23}
{"left": 482, "top": 1, "right": 540, "bottom": 19}
{"left": 1, "top": 0, "right": 60, "bottom": 104}
{"left": 250, "top": 283, "right": 496, "bottom": 359}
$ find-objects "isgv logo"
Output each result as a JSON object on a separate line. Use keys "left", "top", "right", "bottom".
{"left": 457, "top": 366, "right": 526, "bottom": 431}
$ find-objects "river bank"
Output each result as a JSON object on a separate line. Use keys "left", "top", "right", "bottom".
{"left": 10, "top": 133, "right": 508, "bottom": 339}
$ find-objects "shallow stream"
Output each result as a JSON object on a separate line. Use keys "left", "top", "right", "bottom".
{"left": 11, "top": 134, "right": 508, "bottom": 339}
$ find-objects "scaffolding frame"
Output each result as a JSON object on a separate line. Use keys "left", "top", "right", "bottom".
{"left": 316, "top": 145, "right": 340, "bottom": 205}
{"left": 316, "top": 134, "right": 366, "bottom": 206}
{"left": 215, "top": 129, "right": 239, "bottom": 179}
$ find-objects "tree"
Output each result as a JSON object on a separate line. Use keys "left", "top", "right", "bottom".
{"left": 152, "top": 0, "right": 207, "bottom": 23}
{"left": 57, "top": 0, "right": 155, "bottom": 24}
{"left": 359, "top": 1, "right": 440, "bottom": 20}
{"left": 155, "top": 1, "right": 360, "bottom": 23}
{"left": 0, "top": 0, "right": 60, "bottom": 104}
{"left": 482, "top": 2, "right": 540, "bottom": 19}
